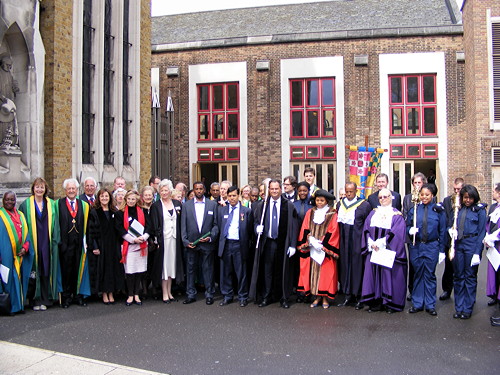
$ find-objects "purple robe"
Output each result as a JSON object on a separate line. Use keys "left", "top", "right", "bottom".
{"left": 486, "top": 203, "right": 500, "bottom": 300}
{"left": 360, "top": 208, "right": 407, "bottom": 311}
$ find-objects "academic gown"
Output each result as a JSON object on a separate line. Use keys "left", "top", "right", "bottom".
{"left": 0, "top": 207, "right": 33, "bottom": 313}
{"left": 88, "top": 207, "right": 125, "bottom": 294}
{"left": 360, "top": 208, "right": 407, "bottom": 311}
{"left": 297, "top": 206, "right": 340, "bottom": 298}
{"left": 56, "top": 198, "right": 91, "bottom": 298}
{"left": 249, "top": 197, "right": 298, "bottom": 301}
{"left": 19, "top": 196, "right": 62, "bottom": 302}
{"left": 336, "top": 198, "right": 372, "bottom": 297}
{"left": 486, "top": 203, "right": 500, "bottom": 300}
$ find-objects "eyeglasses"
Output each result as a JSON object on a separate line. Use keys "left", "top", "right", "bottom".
{"left": 378, "top": 195, "right": 391, "bottom": 199}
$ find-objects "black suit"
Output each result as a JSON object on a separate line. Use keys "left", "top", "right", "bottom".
{"left": 58, "top": 198, "right": 89, "bottom": 303}
{"left": 367, "top": 190, "right": 402, "bottom": 211}
{"left": 181, "top": 198, "right": 219, "bottom": 299}
{"left": 78, "top": 194, "right": 95, "bottom": 206}
{"left": 218, "top": 203, "right": 253, "bottom": 301}
{"left": 250, "top": 197, "right": 298, "bottom": 303}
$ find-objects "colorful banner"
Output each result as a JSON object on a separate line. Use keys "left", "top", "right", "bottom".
{"left": 348, "top": 146, "right": 385, "bottom": 198}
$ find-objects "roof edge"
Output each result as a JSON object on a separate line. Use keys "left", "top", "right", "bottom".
{"left": 152, "top": 24, "right": 464, "bottom": 53}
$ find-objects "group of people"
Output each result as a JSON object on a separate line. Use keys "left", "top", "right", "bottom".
{"left": 0, "top": 170, "right": 499, "bottom": 327}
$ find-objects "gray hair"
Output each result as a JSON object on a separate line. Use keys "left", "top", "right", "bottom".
{"left": 113, "top": 187, "right": 126, "bottom": 197}
{"left": 83, "top": 176, "right": 97, "bottom": 186}
{"left": 63, "top": 178, "right": 79, "bottom": 190}
{"left": 159, "top": 179, "right": 174, "bottom": 192}
{"left": 220, "top": 180, "right": 232, "bottom": 187}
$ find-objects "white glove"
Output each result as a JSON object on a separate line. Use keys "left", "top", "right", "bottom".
{"left": 470, "top": 254, "right": 480, "bottom": 267}
{"left": 287, "top": 247, "right": 296, "bottom": 258}
{"left": 448, "top": 228, "right": 458, "bottom": 241}
{"left": 484, "top": 233, "right": 497, "bottom": 248}
{"left": 256, "top": 225, "right": 264, "bottom": 235}
{"left": 309, "top": 237, "right": 323, "bottom": 251}
{"left": 367, "top": 237, "right": 376, "bottom": 252}
{"left": 438, "top": 252, "right": 446, "bottom": 264}
{"left": 375, "top": 237, "right": 387, "bottom": 252}
{"left": 409, "top": 227, "right": 419, "bottom": 236}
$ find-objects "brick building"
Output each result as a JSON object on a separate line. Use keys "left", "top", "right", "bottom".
{"left": 39, "top": 0, "right": 151, "bottom": 197}
{"left": 151, "top": 0, "right": 497, "bottom": 200}
{"left": 1, "top": 0, "right": 151, "bottom": 198}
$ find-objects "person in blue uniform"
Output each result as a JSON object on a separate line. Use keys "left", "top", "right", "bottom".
{"left": 448, "top": 184, "right": 486, "bottom": 320}
{"left": 407, "top": 183, "right": 446, "bottom": 316}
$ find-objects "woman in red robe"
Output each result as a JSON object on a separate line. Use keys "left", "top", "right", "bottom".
{"left": 297, "top": 190, "right": 340, "bottom": 309}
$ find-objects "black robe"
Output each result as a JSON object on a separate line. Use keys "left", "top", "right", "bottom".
{"left": 88, "top": 208, "right": 125, "bottom": 294}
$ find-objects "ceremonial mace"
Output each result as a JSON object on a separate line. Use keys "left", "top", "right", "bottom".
{"left": 255, "top": 178, "right": 271, "bottom": 249}
{"left": 411, "top": 186, "right": 420, "bottom": 246}
{"left": 449, "top": 192, "right": 460, "bottom": 260}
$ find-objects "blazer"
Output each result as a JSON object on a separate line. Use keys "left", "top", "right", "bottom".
{"left": 217, "top": 203, "right": 254, "bottom": 260}
{"left": 57, "top": 197, "right": 89, "bottom": 252}
{"left": 181, "top": 198, "right": 219, "bottom": 251}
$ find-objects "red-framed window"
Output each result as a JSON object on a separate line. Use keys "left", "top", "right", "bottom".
{"left": 197, "top": 82, "right": 239, "bottom": 141}
{"left": 290, "top": 78, "right": 336, "bottom": 139}
{"left": 389, "top": 74, "right": 437, "bottom": 136}
{"left": 196, "top": 147, "right": 240, "bottom": 162}
{"left": 290, "top": 145, "right": 336, "bottom": 160}
{"left": 390, "top": 144, "right": 438, "bottom": 159}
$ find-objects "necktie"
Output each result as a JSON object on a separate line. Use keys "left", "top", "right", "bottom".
{"left": 421, "top": 205, "right": 428, "bottom": 243}
{"left": 70, "top": 201, "right": 75, "bottom": 211}
{"left": 224, "top": 206, "right": 235, "bottom": 238}
{"left": 271, "top": 200, "right": 278, "bottom": 239}
{"left": 89, "top": 197, "right": 95, "bottom": 205}
{"left": 458, "top": 208, "right": 467, "bottom": 240}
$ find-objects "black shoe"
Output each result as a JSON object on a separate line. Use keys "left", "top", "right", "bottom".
{"left": 408, "top": 306, "right": 422, "bottom": 313}
{"left": 125, "top": 300, "right": 133, "bottom": 306}
{"left": 219, "top": 299, "right": 233, "bottom": 306}
{"left": 62, "top": 302, "right": 70, "bottom": 309}
{"left": 487, "top": 298, "right": 497, "bottom": 306}
{"left": 77, "top": 297, "right": 87, "bottom": 307}
{"left": 240, "top": 300, "right": 248, "bottom": 307}
{"left": 337, "top": 298, "right": 354, "bottom": 307}
{"left": 453, "top": 311, "right": 462, "bottom": 319}
{"left": 258, "top": 299, "right": 270, "bottom": 307}
{"left": 368, "top": 305, "right": 381, "bottom": 313}
{"left": 296, "top": 295, "right": 304, "bottom": 303}
{"left": 386, "top": 307, "right": 395, "bottom": 314}
{"left": 460, "top": 313, "right": 471, "bottom": 319}
{"left": 439, "top": 291, "right": 451, "bottom": 301}
{"left": 491, "top": 319, "right": 500, "bottom": 327}
{"left": 280, "top": 300, "right": 290, "bottom": 309}
{"left": 163, "top": 299, "right": 171, "bottom": 304}
{"left": 206, "top": 297, "right": 214, "bottom": 305}
{"left": 426, "top": 308, "right": 437, "bottom": 316}
{"left": 355, "top": 302, "right": 364, "bottom": 310}
{"left": 490, "top": 315, "right": 500, "bottom": 323}
{"left": 134, "top": 299, "right": 142, "bottom": 306}
{"left": 183, "top": 298, "right": 196, "bottom": 304}
{"left": 406, "top": 293, "right": 412, "bottom": 302}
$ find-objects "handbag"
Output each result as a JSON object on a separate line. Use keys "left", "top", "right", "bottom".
{"left": 0, "top": 267, "right": 12, "bottom": 315}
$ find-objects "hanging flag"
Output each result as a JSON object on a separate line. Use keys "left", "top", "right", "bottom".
{"left": 348, "top": 146, "right": 385, "bottom": 198}
{"left": 166, "top": 96, "right": 174, "bottom": 112}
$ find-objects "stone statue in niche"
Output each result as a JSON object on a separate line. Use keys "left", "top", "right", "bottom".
{"left": 0, "top": 55, "right": 21, "bottom": 154}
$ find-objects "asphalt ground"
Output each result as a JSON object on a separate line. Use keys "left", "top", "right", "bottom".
{"left": 0, "top": 258, "right": 499, "bottom": 375}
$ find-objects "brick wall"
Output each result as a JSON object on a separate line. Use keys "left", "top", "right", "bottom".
{"left": 153, "top": 34, "right": 464, "bottom": 188}
{"left": 462, "top": 0, "right": 500, "bottom": 200}
{"left": 40, "top": 0, "right": 74, "bottom": 197}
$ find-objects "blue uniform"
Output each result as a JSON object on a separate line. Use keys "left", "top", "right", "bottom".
{"left": 407, "top": 202, "right": 446, "bottom": 310}
{"left": 452, "top": 204, "right": 486, "bottom": 315}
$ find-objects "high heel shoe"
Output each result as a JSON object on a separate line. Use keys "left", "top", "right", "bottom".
{"left": 134, "top": 299, "right": 142, "bottom": 306}
{"left": 125, "top": 298, "right": 133, "bottom": 306}
{"left": 163, "top": 299, "right": 171, "bottom": 304}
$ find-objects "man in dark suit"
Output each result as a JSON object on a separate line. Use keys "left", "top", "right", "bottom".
{"left": 79, "top": 176, "right": 97, "bottom": 206}
{"left": 250, "top": 179, "right": 299, "bottom": 308}
{"left": 181, "top": 181, "right": 219, "bottom": 305}
{"left": 217, "top": 186, "right": 254, "bottom": 307}
{"left": 58, "top": 178, "right": 91, "bottom": 308}
{"left": 282, "top": 175, "right": 298, "bottom": 202}
{"left": 367, "top": 173, "right": 402, "bottom": 211}
{"left": 439, "top": 177, "right": 464, "bottom": 301}
{"left": 149, "top": 175, "right": 161, "bottom": 202}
